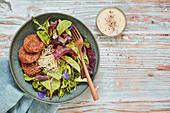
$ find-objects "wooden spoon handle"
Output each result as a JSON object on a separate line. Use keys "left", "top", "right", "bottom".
{"left": 79, "top": 49, "right": 99, "bottom": 101}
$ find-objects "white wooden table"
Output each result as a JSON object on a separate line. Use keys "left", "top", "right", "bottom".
{"left": 0, "top": 0, "right": 169, "bottom": 112}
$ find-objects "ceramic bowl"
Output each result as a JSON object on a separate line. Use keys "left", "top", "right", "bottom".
{"left": 9, "top": 13, "right": 100, "bottom": 103}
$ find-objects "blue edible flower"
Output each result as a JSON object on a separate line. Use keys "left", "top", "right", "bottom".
{"left": 68, "top": 24, "right": 73, "bottom": 30}
{"left": 63, "top": 73, "right": 69, "bottom": 80}
{"left": 38, "top": 90, "right": 47, "bottom": 98}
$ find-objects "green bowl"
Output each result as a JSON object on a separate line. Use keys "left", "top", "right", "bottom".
{"left": 9, "top": 13, "right": 100, "bottom": 103}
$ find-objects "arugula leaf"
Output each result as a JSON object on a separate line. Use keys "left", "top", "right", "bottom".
{"left": 61, "top": 55, "right": 80, "bottom": 73}
{"left": 75, "top": 76, "right": 87, "bottom": 82}
{"left": 32, "top": 81, "right": 39, "bottom": 89}
{"left": 32, "top": 16, "right": 51, "bottom": 46}
{"left": 57, "top": 88, "right": 65, "bottom": 98}
{"left": 61, "top": 79, "right": 77, "bottom": 92}
{"left": 82, "top": 52, "right": 89, "bottom": 65}
{"left": 32, "top": 17, "right": 44, "bottom": 29}
{"left": 23, "top": 74, "right": 35, "bottom": 81}
{"left": 46, "top": 90, "right": 50, "bottom": 96}
{"left": 66, "top": 63, "right": 71, "bottom": 75}
{"left": 84, "top": 39, "right": 91, "bottom": 48}
{"left": 40, "top": 79, "right": 60, "bottom": 97}
{"left": 42, "top": 20, "right": 50, "bottom": 29}
{"left": 36, "top": 85, "right": 44, "bottom": 92}
{"left": 32, "top": 16, "right": 49, "bottom": 32}
{"left": 57, "top": 20, "right": 72, "bottom": 35}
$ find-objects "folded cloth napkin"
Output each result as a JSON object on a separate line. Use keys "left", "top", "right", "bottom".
{"left": 0, "top": 58, "right": 60, "bottom": 113}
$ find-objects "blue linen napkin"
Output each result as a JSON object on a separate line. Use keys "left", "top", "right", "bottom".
{"left": 0, "top": 58, "right": 60, "bottom": 113}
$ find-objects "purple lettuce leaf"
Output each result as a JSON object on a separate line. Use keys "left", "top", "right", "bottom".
{"left": 48, "top": 20, "right": 58, "bottom": 36}
{"left": 81, "top": 47, "right": 96, "bottom": 78}
{"left": 81, "top": 64, "right": 93, "bottom": 79}
{"left": 52, "top": 36, "right": 63, "bottom": 46}
{"left": 34, "top": 74, "right": 51, "bottom": 81}
{"left": 82, "top": 45, "right": 87, "bottom": 54}
{"left": 87, "top": 48, "right": 95, "bottom": 69}
{"left": 38, "top": 90, "right": 47, "bottom": 98}
{"left": 65, "top": 35, "right": 73, "bottom": 45}
{"left": 52, "top": 45, "right": 77, "bottom": 60}
{"left": 81, "top": 68, "right": 85, "bottom": 79}
{"left": 51, "top": 35, "right": 73, "bottom": 47}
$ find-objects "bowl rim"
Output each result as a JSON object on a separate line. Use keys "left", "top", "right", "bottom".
{"left": 9, "top": 12, "right": 100, "bottom": 104}
{"left": 96, "top": 7, "right": 127, "bottom": 37}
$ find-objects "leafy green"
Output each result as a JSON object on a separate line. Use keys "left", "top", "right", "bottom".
{"left": 32, "top": 17, "right": 44, "bottom": 29}
{"left": 47, "top": 59, "right": 66, "bottom": 80}
{"left": 42, "top": 20, "right": 50, "bottom": 29}
{"left": 52, "top": 29, "right": 57, "bottom": 39}
{"left": 82, "top": 52, "right": 89, "bottom": 65}
{"left": 69, "top": 67, "right": 75, "bottom": 80}
{"left": 84, "top": 39, "right": 91, "bottom": 48}
{"left": 65, "top": 41, "right": 82, "bottom": 67}
{"left": 32, "top": 16, "right": 49, "bottom": 32}
{"left": 65, "top": 29, "right": 72, "bottom": 36}
{"left": 47, "top": 70, "right": 62, "bottom": 80}
{"left": 61, "top": 55, "right": 80, "bottom": 73}
{"left": 32, "top": 81, "right": 46, "bottom": 92}
{"left": 65, "top": 41, "right": 79, "bottom": 54}
{"left": 57, "top": 88, "right": 65, "bottom": 98}
{"left": 40, "top": 79, "right": 61, "bottom": 97}
{"left": 46, "top": 90, "right": 50, "bottom": 96}
{"left": 32, "top": 81, "right": 39, "bottom": 89}
{"left": 37, "top": 31, "right": 50, "bottom": 46}
{"left": 23, "top": 74, "right": 35, "bottom": 81}
{"left": 62, "top": 79, "right": 77, "bottom": 92}
{"left": 47, "top": 71, "right": 57, "bottom": 79}
{"left": 57, "top": 20, "right": 72, "bottom": 35}
{"left": 66, "top": 63, "right": 71, "bottom": 75}
{"left": 32, "top": 17, "right": 51, "bottom": 46}
{"left": 75, "top": 76, "right": 87, "bottom": 82}
{"left": 36, "top": 85, "right": 44, "bottom": 92}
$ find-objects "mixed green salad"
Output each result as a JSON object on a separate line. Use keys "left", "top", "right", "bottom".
{"left": 23, "top": 16, "right": 95, "bottom": 100}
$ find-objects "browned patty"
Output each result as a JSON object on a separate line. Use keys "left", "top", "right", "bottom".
{"left": 18, "top": 46, "right": 40, "bottom": 63}
{"left": 21, "top": 62, "right": 42, "bottom": 76}
{"left": 23, "top": 34, "right": 45, "bottom": 53}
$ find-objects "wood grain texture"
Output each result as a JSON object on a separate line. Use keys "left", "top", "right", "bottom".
{"left": 0, "top": 0, "right": 169, "bottom": 112}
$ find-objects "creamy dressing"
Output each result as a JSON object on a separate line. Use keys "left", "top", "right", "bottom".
{"left": 97, "top": 8, "right": 126, "bottom": 36}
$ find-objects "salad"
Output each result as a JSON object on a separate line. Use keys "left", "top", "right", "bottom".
{"left": 22, "top": 16, "right": 96, "bottom": 100}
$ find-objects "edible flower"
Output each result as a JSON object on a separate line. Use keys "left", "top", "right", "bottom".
{"left": 38, "top": 90, "right": 47, "bottom": 98}
{"left": 68, "top": 24, "right": 73, "bottom": 30}
{"left": 63, "top": 73, "right": 69, "bottom": 80}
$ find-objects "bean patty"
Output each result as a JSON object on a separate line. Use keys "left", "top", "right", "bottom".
{"left": 18, "top": 46, "right": 40, "bottom": 63}
{"left": 21, "top": 62, "right": 41, "bottom": 76}
{"left": 23, "top": 34, "right": 45, "bottom": 53}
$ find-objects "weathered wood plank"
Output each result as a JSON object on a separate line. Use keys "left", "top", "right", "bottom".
{"left": 0, "top": 0, "right": 169, "bottom": 112}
